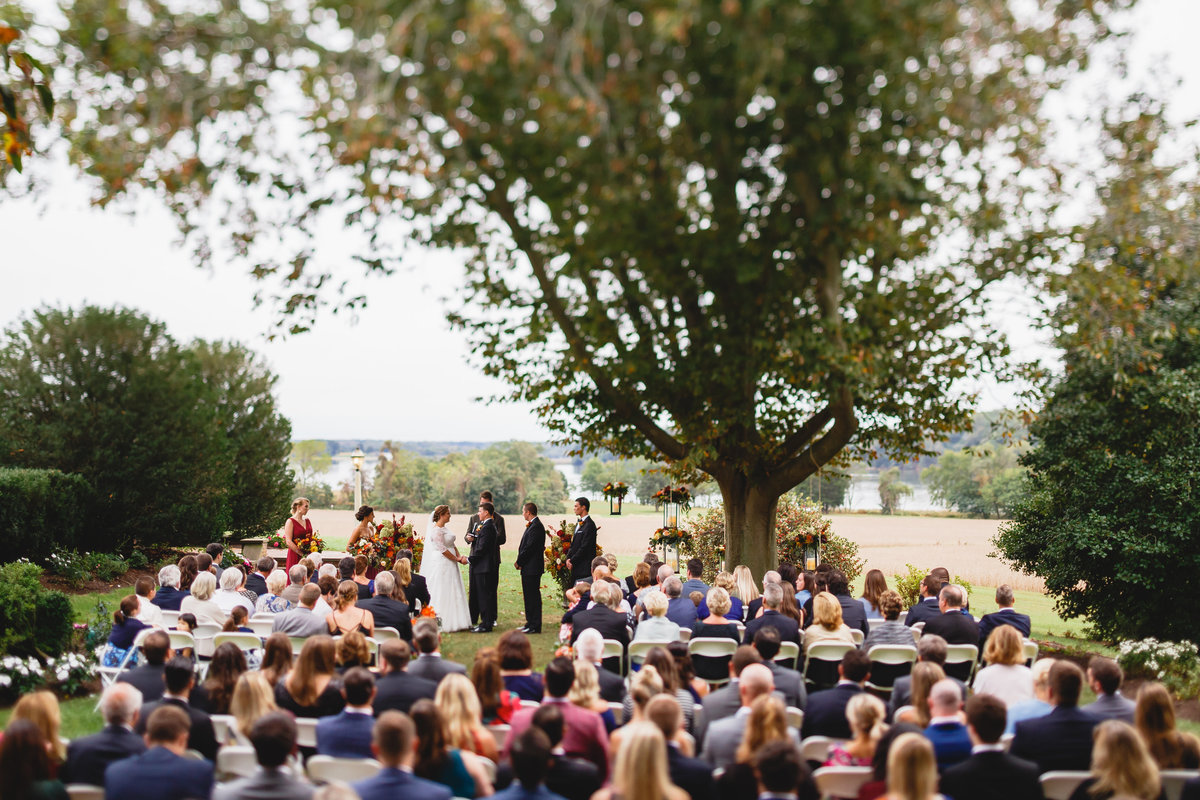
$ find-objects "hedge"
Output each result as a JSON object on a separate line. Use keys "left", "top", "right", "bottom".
{"left": 0, "top": 468, "right": 94, "bottom": 560}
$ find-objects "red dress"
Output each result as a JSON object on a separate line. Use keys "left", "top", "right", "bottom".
{"left": 285, "top": 516, "right": 313, "bottom": 570}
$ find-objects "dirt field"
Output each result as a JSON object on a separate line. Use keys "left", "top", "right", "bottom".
{"left": 303, "top": 507, "right": 1040, "bottom": 591}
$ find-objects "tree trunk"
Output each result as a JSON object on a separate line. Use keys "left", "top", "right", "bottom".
{"left": 718, "top": 473, "right": 781, "bottom": 582}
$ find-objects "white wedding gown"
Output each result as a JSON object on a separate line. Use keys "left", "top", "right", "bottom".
{"left": 421, "top": 525, "right": 472, "bottom": 632}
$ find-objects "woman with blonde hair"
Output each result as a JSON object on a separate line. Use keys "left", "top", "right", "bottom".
{"left": 715, "top": 694, "right": 797, "bottom": 800}
{"left": 275, "top": 635, "right": 345, "bottom": 717}
{"left": 326, "top": 580, "right": 374, "bottom": 636}
{"left": 884, "top": 733, "right": 942, "bottom": 800}
{"left": 732, "top": 565, "right": 759, "bottom": 612}
{"left": 229, "top": 672, "right": 278, "bottom": 745}
{"left": 895, "top": 663, "right": 945, "bottom": 728}
{"left": 592, "top": 722, "right": 688, "bottom": 800}
{"left": 803, "top": 591, "right": 856, "bottom": 651}
{"left": 610, "top": 665, "right": 665, "bottom": 754}
{"left": 825, "top": 693, "right": 887, "bottom": 767}
{"left": 436, "top": 673, "right": 500, "bottom": 762}
{"left": 10, "top": 691, "right": 65, "bottom": 767}
{"left": 335, "top": 630, "right": 372, "bottom": 672}
{"left": 180, "top": 572, "right": 223, "bottom": 626}
{"left": 860, "top": 569, "right": 888, "bottom": 619}
{"left": 698, "top": 572, "right": 743, "bottom": 621}
{"left": 569, "top": 660, "right": 618, "bottom": 732}
{"left": 1136, "top": 682, "right": 1200, "bottom": 769}
{"left": 1069, "top": 720, "right": 1162, "bottom": 800}
{"left": 971, "top": 625, "right": 1033, "bottom": 706}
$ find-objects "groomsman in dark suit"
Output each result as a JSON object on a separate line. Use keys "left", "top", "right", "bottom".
{"left": 516, "top": 502, "right": 546, "bottom": 634}
{"left": 467, "top": 501, "right": 499, "bottom": 632}
{"left": 466, "top": 491, "right": 506, "bottom": 624}
{"left": 566, "top": 497, "right": 597, "bottom": 582}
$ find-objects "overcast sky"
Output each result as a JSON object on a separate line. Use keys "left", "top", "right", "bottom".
{"left": 2, "top": 0, "right": 1197, "bottom": 442}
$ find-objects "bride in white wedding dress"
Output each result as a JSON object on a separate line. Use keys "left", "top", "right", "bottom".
{"left": 419, "top": 504, "right": 472, "bottom": 632}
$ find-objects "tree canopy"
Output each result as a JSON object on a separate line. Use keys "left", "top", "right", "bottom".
{"left": 3, "top": 0, "right": 1132, "bottom": 574}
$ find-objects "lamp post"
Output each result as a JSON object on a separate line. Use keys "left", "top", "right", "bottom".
{"left": 351, "top": 447, "right": 365, "bottom": 510}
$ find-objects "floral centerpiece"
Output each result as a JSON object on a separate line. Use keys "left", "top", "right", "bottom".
{"left": 544, "top": 519, "right": 604, "bottom": 596}
{"left": 348, "top": 515, "right": 411, "bottom": 571}
{"left": 649, "top": 527, "right": 693, "bottom": 549}
{"left": 602, "top": 482, "right": 630, "bottom": 500}
{"left": 652, "top": 485, "right": 692, "bottom": 510}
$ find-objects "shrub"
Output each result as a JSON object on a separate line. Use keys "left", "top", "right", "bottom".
{"left": 84, "top": 553, "right": 128, "bottom": 582}
{"left": 686, "top": 505, "right": 726, "bottom": 582}
{"left": 0, "top": 560, "right": 74, "bottom": 658}
{"left": 0, "top": 469, "right": 93, "bottom": 561}
{"left": 0, "top": 655, "right": 47, "bottom": 698}
{"left": 47, "top": 651, "right": 97, "bottom": 697}
{"left": 46, "top": 551, "right": 89, "bottom": 587}
{"left": 892, "top": 563, "right": 973, "bottom": 608}
{"left": 1118, "top": 639, "right": 1200, "bottom": 699}
{"left": 126, "top": 550, "right": 149, "bottom": 571}
{"left": 820, "top": 532, "right": 866, "bottom": 585}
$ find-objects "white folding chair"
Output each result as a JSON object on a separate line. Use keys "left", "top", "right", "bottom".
{"left": 601, "top": 638, "right": 627, "bottom": 676}
{"left": 247, "top": 616, "right": 275, "bottom": 638}
{"left": 307, "top": 755, "right": 383, "bottom": 783}
{"left": 1039, "top": 771, "right": 1091, "bottom": 800}
{"left": 295, "top": 717, "right": 319, "bottom": 748}
{"left": 943, "top": 643, "right": 979, "bottom": 684}
{"left": 1023, "top": 639, "right": 1039, "bottom": 666}
{"left": 1000, "top": 733, "right": 1014, "bottom": 752}
{"left": 373, "top": 626, "right": 401, "bottom": 642}
{"left": 785, "top": 706, "right": 804, "bottom": 731}
{"left": 775, "top": 641, "right": 801, "bottom": 669}
{"left": 289, "top": 636, "right": 308, "bottom": 655}
{"left": 865, "top": 644, "right": 918, "bottom": 694}
{"left": 677, "top": 628, "right": 691, "bottom": 641}
{"left": 687, "top": 637, "right": 739, "bottom": 686}
{"left": 909, "top": 621, "right": 924, "bottom": 644}
{"left": 192, "top": 623, "right": 221, "bottom": 659}
{"left": 486, "top": 724, "right": 511, "bottom": 751}
{"left": 628, "top": 640, "right": 672, "bottom": 671}
{"left": 867, "top": 618, "right": 886, "bottom": 631}
{"left": 65, "top": 786, "right": 105, "bottom": 800}
{"left": 211, "top": 714, "right": 235, "bottom": 745}
{"left": 160, "top": 610, "right": 180, "bottom": 628}
{"left": 608, "top": 701, "right": 626, "bottom": 725}
{"left": 799, "top": 735, "right": 846, "bottom": 764}
{"left": 98, "top": 628, "right": 154, "bottom": 688}
{"left": 812, "top": 766, "right": 873, "bottom": 799}
{"left": 802, "top": 642, "right": 856, "bottom": 689}
{"left": 1163, "top": 769, "right": 1200, "bottom": 800}
{"left": 519, "top": 699, "right": 541, "bottom": 711}
{"left": 168, "top": 630, "right": 196, "bottom": 654}
{"left": 851, "top": 628, "right": 864, "bottom": 646}
{"left": 216, "top": 745, "right": 259, "bottom": 781}
{"left": 212, "top": 632, "right": 263, "bottom": 656}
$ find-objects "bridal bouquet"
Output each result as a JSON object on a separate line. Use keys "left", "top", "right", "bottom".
{"left": 297, "top": 529, "right": 327, "bottom": 555}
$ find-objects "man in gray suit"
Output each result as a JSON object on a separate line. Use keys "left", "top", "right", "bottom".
{"left": 1082, "top": 656, "right": 1136, "bottom": 722}
{"left": 214, "top": 712, "right": 313, "bottom": 800}
{"left": 700, "top": 664, "right": 798, "bottom": 770}
{"left": 405, "top": 618, "right": 467, "bottom": 683}
{"left": 270, "top": 584, "right": 328, "bottom": 638}
{"left": 695, "top": 646, "right": 787, "bottom": 747}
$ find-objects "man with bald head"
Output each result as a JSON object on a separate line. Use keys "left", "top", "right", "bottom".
{"left": 925, "top": 678, "right": 972, "bottom": 771}
{"left": 701, "top": 663, "right": 798, "bottom": 769}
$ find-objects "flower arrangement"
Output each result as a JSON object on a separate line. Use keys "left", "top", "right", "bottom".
{"left": 265, "top": 531, "right": 286, "bottom": 549}
{"left": 219, "top": 549, "right": 253, "bottom": 572}
{"left": 602, "top": 481, "right": 630, "bottom": 500}
{"left": 653, "top": 485, "right": 692, "bottom": 510}
{"left": 296, "top": 528, "right": 327, "bottom": 555}
{"left": 348, "top": 515, "right": 409, "bottom": 571}
{"left": 374, "top": 515, "right": 422, "bottom": 570}
{"left": 48, "top": 651, "right": 97, "bottom": 696}
{"left": 1118, "top": 638, "right": 1200, "bottom": 697}
{"left": 649, "top": 527, "right": 693, "bottom": 549}
{"left": 544, "top": 520, "right": 604, "bottom": 596}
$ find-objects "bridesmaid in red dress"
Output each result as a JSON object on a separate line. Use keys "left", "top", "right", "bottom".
{"left": 283, "top": 497, "right": 312, "bottom": 571}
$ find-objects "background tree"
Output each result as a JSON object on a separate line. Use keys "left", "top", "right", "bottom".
{"left": 372, "top": 442, "right": 434, "bottom": 511}
{"left": 16, "top": 0, "right": 1125, "bottom": 576}
{"left": 290, "top": 440, "right": 332, "bottom": 491}
{"left": 792, "top": 471, "right": 852, "bottom": 511}
{"left": 877, "top": 468, "right": 912, "bottom": 515}
{"left": 995, "top": 103, "right": 1200, "bottom": 641}
{"left": 922, "top": 447, "right": 1028, "bottom": 518}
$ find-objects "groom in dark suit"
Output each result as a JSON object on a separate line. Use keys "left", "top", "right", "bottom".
{"left": 466, "top": 491, "right": 505, "bottom": 626}
{"left": 516, "top": 502, "right": 546, "bottom": 634}
{"left": 565, "top": 497, "right": 597, "bottom": 582}
{"left": 467, "top": 501, "right": 499, "bottom": 632}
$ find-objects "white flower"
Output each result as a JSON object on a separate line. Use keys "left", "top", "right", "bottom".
{"left": 0, "top": 675, "right": 10, "bottom": 687}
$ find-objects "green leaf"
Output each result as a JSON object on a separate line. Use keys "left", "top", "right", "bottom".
{"left": 36, "top": 83, "right": 53, "bottom": 116}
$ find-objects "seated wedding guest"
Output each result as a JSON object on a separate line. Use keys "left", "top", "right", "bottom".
{"left": 882, "top": 733, "right": 941, "bottom": 800}
{"left": 1068, "top": 720, "right": 1163, "bottom": 800}
{"left": 752, "top": 628, "right": 805, "bottom": 710}
{"left": 690, "top": 586, "right": 742, "bottom": 682}
{"left": 230, "top": 672, "right": 278, "bottom": 746}
{"left": 313, "top": 573, "right": 339, "bottom": 619}
{"left": 438, "top": 673, "right": 500, "bottom": 762}
{"left": 180, "top": 572, "right": 224, "bottom": 627}
{"left": 629, "top": 562, "right": 654, "bottom": 602}
{"left": 894, "top": 663, "right": 944, "bottom": 728}
{"left": 713, "top": 694, "right": 798, "bottom": 800}
{"left": 173, "top": 613, "right": 198, "bottom": 657}
{"left": 300, "top": 557, "right": 319, "bottom": 583}
{"left": 1136, "top": 682, "right": 1200, "bottom": 769}
{"left": 800, "top": 591, "right": 854, "bottom": 651}
{"left": 335, "top": 630, "right": 372, "bottom": 673}
{"left": 177, "top": 554, "right": 199, "bottom": 593}
{"left": 569, "top": 660, "right": 618, "bottom": 733}
{"left": 151, "top": 564, "right": 187, "bottom": 611}
{"left": 133, "top": 576, "right": 164, "bottom": 627}
{"left": 327, "top": 579, "right": 375, "bottom": 637}
{"left": 796, "top": 571, "right": 815, "bottom": 608}
{"left": 889, "top": 636, "right": 965, "bottom": 719}
{"left": 197, "top": 642, "right": 248, "bottom": 715}
{"left": 645, "top": 695, "right": 715, "bottom": 800}
{"left": 732, "top": 565, "right": 760, "bottom": 621}
{"left": 856, "top": 722, "right": 924, "bottom": 800}
{"left": 259, "top": 632, "right": 293, "bottom": 687}
{"left": 824, "top": 570, "right": 868, "bottom": 636}
{"left": 612, "top": 666, "right": 666, "bottom": 755}
{"left": 1010, "top": 660, "right": 1101, "bottom": 773}
{"left": 505, "top": 657, "right": 609, "bottom": 775}
{"left": 825, "top": 693, "right": 887, "bottom": 768}
{"left": 702, "top": 665, "right": 793, "bottom": 770}
{"left": 859, "top": 569, "right": 888, "bottom": 620}
{"left": 592, "top": 722, "right": 688, "bottom": 800}
{"left": 409, "top": 618, "right": 468, "bottom": 683}
{"left": 976, "top": 584, "right": 1030, "bottom": 649}
{"left": 116, "top": 630, "right": 171, "bottom": 702}
{"left": 255, "top": 568, "right": 293, "bottom": 614}
{"left": 902, "top": 574, "right": 943, "bottom": 628}
{"left": 410, "top": 699, "right": 493, "bottom": 798}
{"left": 746, "top": 583, "right": 801, "bottom": 646}
{"left": 1083, "top": 656, "right": 1136, "bottom": 723}
{"left": 802, "top": 649, "right": 870, "bottom": 739}
{"left": 205, "top": 544, "right": 224, "bottom": 578}
{"left": 634, "top": 590, "right": 681, "bottom": 642}
{"left": 863, "top": 589, "right": 914, "bottom": 651}
{"left": 358, "top": 570, "right": 413, "bottom": 641}
{"left": 10, "top": 691, "right": 65, "bottom": 773}
{"left": 213, "top": 712, "right": 313, "bottom": 800}
{"left": 667, "top": 640, "right": 708, "bottom": 703}
{"left": 394, "top": 554, "right": 430, "bottom": 615}
{"left": 275, "top": 635, "right": 346, "bottom": 718}
{"left": 222, "top": 605, "right": 254, "bottom": 634}
{"left": 663, "top": 576, "right": 699, "bottom": 628}
{"left": 574, "top": 629, "right": 627, "bottom": 703}
{"left": 799, "top": 570, "right": 830, "bottom": 628}
{"left": 103, "top": 595, "right": 154, "bottom": 668}
{"left": 920, "top": 585, "right": 978, "bottom": 646}
{"left": 316, "top": 667, "right": 376, "bottom": 759}
{"left": 473, "top": 647, "right": 522, "bottom": 724}
{"left": 244, "top": 556, "right": 274, "bottom": 598}
{"left": 1005, "top": 657, "right": 1055, "bottom": 734}
{"left": 499, "top": 629, "right": 545, "bottom": 702}
{"left": 271, "top": 582, "right": 328, "bottom": 637}
{"left": 213, "top": 564, "right": 255, "bottom": 617}
{"left": 281, "top": 564, "right": 307, "bottom": 605}
{"left": 0, "top": 720, "right": 67, "bottom": 800}
{"left": 375, "top": 639, "right": 439, "bottom": 715}
{"left": 134, "top": 656, "right": 219, "bottom": 760}
{"left": 754, "top": 740, "right": 820, "bottom": 800}
{"left": 568, "top": 581, "right": 629, "bottom": 652}
{"left": 971, "top": 625, "right": 1033, "bottom": 707}
{"left": 526, "top": 705, "right": 602, "bottom": 800}
{"left": 353, "top": 555, "right": 374, "bottom": 600}
{"left": 924, "top": 679, "right": 972, "bottom": 772}
{"left": 493, "top": 727, "right": 559, "bottom": 800}
{"left": 62, "top": 682, "right": 146, "bottom": 785}
{"left": 108, "top": 705, "right": 214, "bottom": 800}
{"left": 940, "top": 693, "right": 1040, "bottom": 800}
{"left": 680, "top": 558, "right": 710, "bottom": 598}
{"left": 637, "top": 648, "right": 697, "bottom": 733}
{"left": 697, "top": 572, "right": 743, "bottom": 621}
{"left": 353, "top": 712, "right": 453, "bottom": 800}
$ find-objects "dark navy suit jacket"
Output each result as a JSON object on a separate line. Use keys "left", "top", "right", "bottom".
{"left": 316, "top": 709, "right": 375, "bottom": 759}
{"left": 801, "top": 683, "right": 862, "bottom": 739}
{"left": 62, "top": 725, "right": 146, "bottom": 786}
{"left": 353, "top": 766, "right": 454, "bottom": 800}
{"left": 1010, "top": 705, "right": 1101, "bottom": 773}
{"left": 667, "top": 743, "right": 716, "bottom": 800}
{"left": 743, "top": 610, "right": 801, "bottom": 646}
{"left": 977, "top": 608, "right": 1032, "bottom": 646}
{"left": 104, "top": 746, "right": 214, "bottom": 800}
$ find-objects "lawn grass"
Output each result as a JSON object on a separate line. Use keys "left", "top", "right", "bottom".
{"left": 0, "top": 694, "right": 102, "bottom": 740}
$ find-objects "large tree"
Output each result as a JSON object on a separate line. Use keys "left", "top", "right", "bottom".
{"left": 7, "top": 0, "right": 1128, "bottom": 575}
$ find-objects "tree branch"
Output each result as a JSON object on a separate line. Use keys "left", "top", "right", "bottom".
{"left": 767, "top": 386, "right": 858, "bottom": 493}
